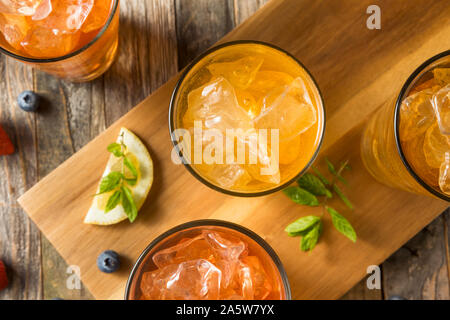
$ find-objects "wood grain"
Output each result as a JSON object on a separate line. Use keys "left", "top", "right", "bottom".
{"left": 34, "top": 70, "right": 95, "bottom": 300}
{"left": 175, "top": 0, "right": 234, "bottom": 69}
{"left": 16, "top": 0, "right": 450, "bottom": 300}
{"left": 0, "top": 56, "right": 41, "bottom": 300}
{"left": 382, "top": 210, "right": 450, "bottom": 299}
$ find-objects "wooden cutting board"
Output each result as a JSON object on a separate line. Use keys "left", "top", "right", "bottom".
{"left": 18, "top": 0, "right": 450, "bottom": 300}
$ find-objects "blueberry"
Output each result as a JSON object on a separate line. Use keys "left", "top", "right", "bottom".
{"left": 97, "top": 250, "right": 120, "bottom": 273}
{"left": 17, "top": 90, "right": 40, "bottom": 112}
{"left": 388, "top": 295, "right": 407, "bottom": 300}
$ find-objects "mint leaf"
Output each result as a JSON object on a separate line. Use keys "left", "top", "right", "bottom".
{"left": 327, "top": 206, "right": 356, "bottom": 243}
{"left": 300, "top": 221, "right": 322, "bottom": 251}
{"left": 124, "top": 156, "right": 138, "bottom": 178}
{"left": 121, "top": 186, "right": 138, "bottom": 223}
{"left": 285, "top": 216, "right": 320, "bottom": 236}
{"left": 298, "top": 173, "right": 332, "bottom": 198}
{"left": 333, "top": 184, "right": 353, "bottom": 210}
{"left": 312, "top": 166, "right": 330, "bottom": 186}
{"left": 107, "top": 142, "right": 123, "bottom": 157}
{"left": 125, "top": 178, "right": 137, "bottom": 186}
{"left": 283, "top": 187, "right": 319, "bottom": 206}
{"left": 105, "top": 190, "right": 122, "bottom": 213}
{"left": 98, "top": 171, "right": 123, "bottom": 194}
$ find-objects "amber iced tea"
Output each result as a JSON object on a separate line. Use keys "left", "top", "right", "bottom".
{"left": 361, "top": 52, "right": 450, "bottom": 201}
{"left": 126, "top": 223, "right": 289, "bottom": 300}
{"left": 0, "top": 0, "right": 119, "bottom": 81}
{"left": 170, "top": 42, "right": 325, "bottom": 195}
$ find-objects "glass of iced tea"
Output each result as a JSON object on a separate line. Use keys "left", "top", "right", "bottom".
{"left": 0, "top": 0, "right": 119, "bottom": 82}
{"left": 361, "top": 50, "right": 450, "bottom": 201}
{"left": 125, "top": 220, "right": 291, "bottom": 300}
{"left": 169, "top": 41, "right": 325, "bottom": 196}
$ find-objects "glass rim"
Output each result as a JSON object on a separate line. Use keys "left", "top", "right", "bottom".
{"left": 124, "top": 219, "right": 292, "bottom": 300}
{"left": 0, "top": 0, "right": 119, "bottom": 63}
{"left": 394, "top": 49, "right": 450, "bottom": 202}
{"left": 168, "top": 40, "right": 326, "bottom": 197}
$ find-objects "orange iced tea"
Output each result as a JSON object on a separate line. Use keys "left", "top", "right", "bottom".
{"left": 170, "top": 41, "right": 325, "bottom": 196}
{"left": 126, "top": 222, "right": 290, "bottom": 300}
{"left": 0, "top": 0, "right": 119, "bottom": 81}
{"left": 361, "top": 51, "right": 450, "bottom": 201}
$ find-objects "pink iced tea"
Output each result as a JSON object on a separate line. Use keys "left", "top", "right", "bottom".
{"left": 127, "top": 225, "right": 289, "bottom": 300}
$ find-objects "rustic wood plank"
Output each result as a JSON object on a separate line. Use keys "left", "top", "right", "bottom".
{"left": 341, "top": 277, "right": 383, "bottom": 300}
{"left": 103, "top": 0, "right": 178, "bottom": 125}
{"left": 383, "top": 213, "right": 450, "bottom": 300}
{"left": 233, "top": 0, "right": 269, "bottom": 25}
{"left": 382, "top": 211, "right": 450, "bottom": 300}
{"left": 175, "top": 0, "right": 235, "bottom": 68}
{"left": 34, "top": 70, "right": 94, "bottom": 300}
{"left": 0, "top": 56, "right": 42, "bottom": 299}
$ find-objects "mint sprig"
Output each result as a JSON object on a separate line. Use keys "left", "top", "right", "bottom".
{"left": 284, "top": 159, "right": 356, "bottom": 252}
{"left": 283, "top": 187, "right": 319, "bottom": 206}
{"left": 95, "top": 134, "right": 139, "bottom": 223}
{"left": 298, "top": 173, "right": 332, "bottom": 198}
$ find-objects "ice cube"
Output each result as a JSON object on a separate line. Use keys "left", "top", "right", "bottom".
{"left": 247, "top": 70, "right": 294, "bottom": 99}
{"left": 439, "top": 152, "right": 450, "bottom": 195}
{"left": 399, "top": 90, "right": 436, "bottom": 141}
{"left": 238, "top": 261, "right": 254, "bottom": 300}
{"left": 81, "top": 0, "right": 112, "bottom": 33}
{"left": 423, "top": 123, "right": 450, "bottom": 169}
{"left": 207, "top": 56, "right": 264, "bottom": 90}
{"left": 203, "top": 231, "right": 247, "bottom": 261}
{"left": 431, "top": 84, "right": 450, "bottom": 135}
{"left": 203, "top": 164, "right": 252, "bottom": 189}
{"left": 254, "top": 77, "right": 317, "bottom": 141}
{"left": 152, "top": 235, "right": 215, "bottom": 268}
{"left": 40, "top": 0, "right": 93, "bottom": 34}
{"left": 235, "top": 89, "right": 260, "bottom": 119}
{"left": 433, "top": 68, "right": 450, "bottom": 86}
{"left": 245, "top": 131, "right": 281, "bottom": 185}
{"left": 31, "top": 0, "right": 51, "bottom": 21}
{"left": 0, "top": 12, "right": 30, "bottom": 50}
{"left": 185, "top": 77, "right": 253, "bottom": 132}
{"left": 0, "top": 0, "right": 42, "bottom": 15}
{"left": 140, "top": 259, "right": 222, "bottom": 300}
{"left": 21, "top": 25, "right": 80, "bottom": 58}
{"left": 204, "top": 231, "right": 247, "bottom": 288}
{"left": 402, "top": 134, "right": 439, "bottom": 187}
{"left": 240, "top": 256, "right": 272, "bottom": 300}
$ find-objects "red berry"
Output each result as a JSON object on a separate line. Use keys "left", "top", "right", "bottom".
{"left": 0, "top": 260, "right": 8, "bottom": 291}
{"left": 0, "top": 125, "right": 14, "bottom": 156}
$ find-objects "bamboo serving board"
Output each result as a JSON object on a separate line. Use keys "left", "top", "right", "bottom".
{"left": 18, "top": 0, "right": 450, "bottom": 300}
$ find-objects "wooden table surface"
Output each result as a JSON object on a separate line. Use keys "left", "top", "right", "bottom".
{"left": 0, "top": 0, "right": 448, "bottom": 300}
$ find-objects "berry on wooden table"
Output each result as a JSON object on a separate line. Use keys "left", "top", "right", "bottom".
{"left": 97, "top": 250, "right": 120, "bottom": 273}
{"left": 0, "top": 126, "right": 14, "bottom": 156}
{"left": 17, "top": 90, "right": 40, "bottom": 112}
{"left": 0, "top": 260, "right": 8, "bottom": 291}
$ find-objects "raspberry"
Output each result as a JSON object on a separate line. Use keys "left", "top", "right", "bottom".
{"left": 0, "top": 125, "right": 14, "bottom": 156}
{"left": 0, "top": 260, "right": 8, "bottom": 291}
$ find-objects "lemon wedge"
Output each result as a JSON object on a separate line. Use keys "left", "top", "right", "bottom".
{"left": 84, "top": 128, "right": 153, "bottom": 225}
